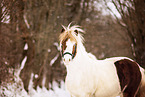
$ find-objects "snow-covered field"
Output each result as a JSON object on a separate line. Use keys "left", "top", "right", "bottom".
{"left": 0, "top": 70, "right": 121, "bottom": 97}
{"left": 0, "top": 75, "right": 70, "bottom": 97}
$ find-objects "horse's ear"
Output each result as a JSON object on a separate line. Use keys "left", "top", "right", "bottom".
{"left": 74, "top": 30, "right": 78, "bottom": 35}
{"left": 61, "top": 28, "right": 65, "bottom": 33}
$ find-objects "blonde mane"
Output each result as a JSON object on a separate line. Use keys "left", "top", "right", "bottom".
{"left": 59, "top": 24, "right": 85, "bottom": 44}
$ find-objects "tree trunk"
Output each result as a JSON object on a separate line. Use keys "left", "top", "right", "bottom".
{"left": 108, "top": 0, "right": 145, "bottom": 68}
{"left": 133, "top": 0, "right": 145, "bottom": 68}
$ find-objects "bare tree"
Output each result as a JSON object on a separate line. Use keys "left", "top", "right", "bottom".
{"left": 104, "top": 0, "right": 145, "bottom": 68}
{"left": 0, "top": 0, "right": 25, "bottom": 84}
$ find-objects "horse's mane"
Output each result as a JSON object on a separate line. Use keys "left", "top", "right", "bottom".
{"left": 59, "top": 24, "right": 85, "bottom": 44}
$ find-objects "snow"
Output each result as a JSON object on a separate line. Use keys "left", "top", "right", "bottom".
{"left": 34, "top": 74, "right": 39, "bottom": 79}
{"left": 1, "top": 7, "right": 10, "bottom": 23}
{"left": 106, "top": 2, "right": 121, "bottom": 18}
{"left": 0, "top": 69, "right": 70, "bottom": 97}
{"left": 49, "top": 42, "right": 61, "bottom": 66}
{"left": 5, "top": 61, "right": 8, "bottom": 65}
{"left": 0, "top": 79, "right": 70, "bottom": 97}
{"left": 131, "top": 43, "right": 136, "bottom": 57}
{"left": 21, "top": 56, "right": 27, "bottom": 70}
{"left": 24, "top": 15, "right": 30, "bottom": 29}
{"left": 53, "top": 42, "right": 60, "bottom": 51}
{"left": 48, "top": 49, "right": 51, "bottom": 52}
{"left": 24, "top": 43, "right": 28, "bottom": 50}
{"left": 50, "top": 53, "right": 59, "bottom": 66}
{"left": 29, "top": 81, "right": 70, "bottom": 97}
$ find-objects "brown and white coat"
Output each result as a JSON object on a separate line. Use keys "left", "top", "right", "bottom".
{"left": 59, "top": 24, "right": 145, "bottom": 97}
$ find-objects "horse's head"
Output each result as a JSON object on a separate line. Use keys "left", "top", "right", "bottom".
{"left": 59, "top": 24, "right": 84, "bottom": 64}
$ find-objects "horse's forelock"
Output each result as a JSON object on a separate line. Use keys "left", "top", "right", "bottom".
{"left": 59, "top": 25, "right": 84, "bottom": 43}
{"left": 59, "top": 32, "right": 77, "bottom": 44}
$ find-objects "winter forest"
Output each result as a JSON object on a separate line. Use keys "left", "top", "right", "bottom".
{"left": 0, "top": 0, "right": 145, "bottom": 97}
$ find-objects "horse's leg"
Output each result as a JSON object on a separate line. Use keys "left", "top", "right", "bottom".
{"left": 138, "top": 85, "right": 145, "bottom": 97}
{"left": 119, "top": 93, "right": 124, "bottom": 97}
{"left": 136, "top": 71, "right": 145, "bottom": 97}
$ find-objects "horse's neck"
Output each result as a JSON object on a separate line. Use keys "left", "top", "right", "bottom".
{"left": 66, "top": 42, "right": 95, "bottom": 72}
{"left": 77, "top": 42, "right": 89, "bottom": 60}
{"left": 77, "top": 42, "right": 88, "bottom": 55}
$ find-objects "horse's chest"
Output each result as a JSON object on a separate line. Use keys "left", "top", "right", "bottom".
{"left": 65, "top": 70, "right": 97, "bottom": 96}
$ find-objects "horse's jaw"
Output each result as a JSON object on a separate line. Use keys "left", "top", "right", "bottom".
{"left": 64, "top": 57, "right": 78, "bottom": 66}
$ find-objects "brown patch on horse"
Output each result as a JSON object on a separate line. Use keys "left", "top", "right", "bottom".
{"left": 72, "top": 43, "right": 77, "bottom": 59}
{"left": 114, "top": 59, "right": 142, "bottom": 97}
{"left": 61, "top": 38, "right": 68, "bottom": 54}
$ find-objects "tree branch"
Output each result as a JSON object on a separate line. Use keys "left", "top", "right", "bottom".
{"left": 103, "top": 0, "right": 126, "bottom": 28}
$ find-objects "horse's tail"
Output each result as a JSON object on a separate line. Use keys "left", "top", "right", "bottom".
{"left": 137, "top": 67, "right": 145, "bottom": 97}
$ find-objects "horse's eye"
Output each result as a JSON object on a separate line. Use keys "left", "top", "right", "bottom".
{"left": 61, "top": 28, "right": 65, "bottom": 33}
{"left": 74, "top": 30, "right": 78, "bottom": 36}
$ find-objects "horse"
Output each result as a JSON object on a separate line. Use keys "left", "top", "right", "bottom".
{"left": 59, "top": 24, "right": 145, "bottom": 97}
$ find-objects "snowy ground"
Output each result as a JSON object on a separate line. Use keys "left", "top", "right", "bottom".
{"left": 0, "top": 74, "right": 70, "bottom": 97}
{"left": 0, "top": 66, "right": 122, "bottom": 97}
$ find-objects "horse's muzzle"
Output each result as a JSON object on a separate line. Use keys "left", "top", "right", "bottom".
{"left": 62, "top": 52, "right": 73, "bottom": 64}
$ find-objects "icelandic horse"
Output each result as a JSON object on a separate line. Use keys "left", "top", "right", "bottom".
{"left": 59, "top": 24, "right": 145, "bottom": 97}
